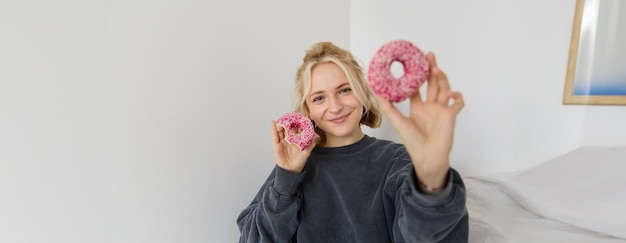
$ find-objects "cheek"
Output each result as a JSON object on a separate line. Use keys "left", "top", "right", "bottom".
{"left": 306, "top": 102, "right": 328, "bottom": 121}
{"left": 345, "top": 96, "right": 363, "bottom": 108}
{"left": 307, "top": 106, "right": 323, "bottom": 120}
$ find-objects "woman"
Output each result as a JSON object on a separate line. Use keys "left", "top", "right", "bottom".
{"left": 237, "top": 42, "right": 468, "bottom": 242}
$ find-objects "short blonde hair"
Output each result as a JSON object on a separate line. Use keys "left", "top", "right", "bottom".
{"left": 294, "top": 41, "right": 381, "bottom": 146}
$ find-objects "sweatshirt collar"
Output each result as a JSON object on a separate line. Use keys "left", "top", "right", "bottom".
{"left": 313, "top": 135, "right": 374, "bottom": 155}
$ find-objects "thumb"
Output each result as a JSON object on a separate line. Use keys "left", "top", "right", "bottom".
{"left": 375, "top": 94, "right": 406, "bottom": 130}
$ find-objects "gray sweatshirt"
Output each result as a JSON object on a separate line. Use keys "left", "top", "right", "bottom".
{"left": 237, "top": 135, "right": 468, "bottom": 242}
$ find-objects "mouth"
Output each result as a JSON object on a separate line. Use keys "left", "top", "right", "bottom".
{"left": 329, "top": 113, "right": 351, "bottom": 123}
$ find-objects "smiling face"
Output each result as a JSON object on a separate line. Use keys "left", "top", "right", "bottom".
{"left": 294, "top": 42, "right": 382, "bottom": 147}
{"left": 306, "top": 62, "right": 364, "bottom": 147}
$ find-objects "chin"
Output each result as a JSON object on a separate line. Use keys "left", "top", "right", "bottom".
{"left": 325, "top": 123, "right": 361, "bottom": 138}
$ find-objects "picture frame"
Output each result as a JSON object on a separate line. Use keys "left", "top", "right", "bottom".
{"left": 563, "top": 0, "right": 626, "bottom": 105}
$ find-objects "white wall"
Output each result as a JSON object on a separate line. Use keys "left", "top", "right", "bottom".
{"left": 581, "top": 106, "right": 626, "bottom": 146}
{"left": 1, "top": 0, "right": 349, "bottom": 242}
{"left": 351, "top": 0, "right": 626, "bottom": 175}
{"left": 1, "top": 1, "right": 111, "bottom": 242}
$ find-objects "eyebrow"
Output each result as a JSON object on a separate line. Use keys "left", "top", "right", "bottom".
{"left": 309, "top": 82, "right": 350, "bottom": 97}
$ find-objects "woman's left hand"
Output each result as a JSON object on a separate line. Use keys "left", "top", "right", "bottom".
{"left": 376, "top": 52, "right": 464, "bottom": 192}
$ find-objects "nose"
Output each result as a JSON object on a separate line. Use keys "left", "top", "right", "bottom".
{"left": 328, "top": 96, "right": 343, "bottom": 113}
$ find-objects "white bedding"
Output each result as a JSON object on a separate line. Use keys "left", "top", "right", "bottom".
{"left": 466, "top": 147, "right": 626, "bottom": 243}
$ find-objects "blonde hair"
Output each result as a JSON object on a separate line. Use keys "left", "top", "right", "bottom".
{"left": 294, "top": 41, "right": 381, "bottom": 146}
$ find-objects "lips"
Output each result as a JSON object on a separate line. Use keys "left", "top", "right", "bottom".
{"left": 329, "top": 113, "right": 351, "bottom": 123}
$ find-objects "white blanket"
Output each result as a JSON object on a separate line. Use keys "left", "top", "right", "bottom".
{"left": 467, "top": 147, "right": 626, "bottom": 241}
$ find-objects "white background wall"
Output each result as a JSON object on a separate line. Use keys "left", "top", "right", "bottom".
{"left": 1, "top": 0, "right": 348, "bottom": 242}
{"left": 0, "top": 0, "right": 624, "bottom": 242}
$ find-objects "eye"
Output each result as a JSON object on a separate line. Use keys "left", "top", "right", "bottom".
{"left": 312, "top": 96, "right": 324, "bottom": 102}
{"left": 339, "top": 88, "right": 352, "bottom": 94}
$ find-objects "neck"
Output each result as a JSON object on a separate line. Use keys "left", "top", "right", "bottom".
{"left": 323, "top": 131, "right": 365, "bottom": 148}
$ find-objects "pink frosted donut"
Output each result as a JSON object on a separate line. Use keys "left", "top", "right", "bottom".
{"left": 276, "top": 112, "right": 315, "bottom": 151}
{"left": 367, "top": 40, "right": 429, "bottom": 102}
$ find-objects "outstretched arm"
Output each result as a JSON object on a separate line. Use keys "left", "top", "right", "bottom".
{"left": 376, "top": 53, "right": 464, "bottom": 193}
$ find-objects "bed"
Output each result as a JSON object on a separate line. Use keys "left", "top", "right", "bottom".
{"left": 465, "top": 147, "right": 626, "bottom": 243}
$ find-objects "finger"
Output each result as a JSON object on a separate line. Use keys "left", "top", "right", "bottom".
{"left": 425, "top": 53, "right": 439, "bottom": 103}
{"left": 425, "top": 74, "right": 439, "bottom": 103}
{"left": 449, "top": 91, "right": 465, "bottom": 114}
{"left": 409, "top": 89, "right": 423, "bottom": 110}
{"left": 426, "top": 52, "right": 438, "bottom": 67}
{"left": 435, "top": 67, "right": 451, "bottom": 105}
{"left": 271, "top": 120, "right": 281, "bottom": 144}
{"left": 375, "top": 94, "right": 407, "bottom": 131}
{"left": 275, "top": 121, "right": 286, "bottom": 141}
{"left": 375, "top": 94, "right": 392, "bottom": 113}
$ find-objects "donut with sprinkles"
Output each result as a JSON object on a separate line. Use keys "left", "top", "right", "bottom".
{"left": 276, "top": 112, "right": 315, "bottom": 151}
{"left": 368, "top": 39, "right": 429, "bottom": 102}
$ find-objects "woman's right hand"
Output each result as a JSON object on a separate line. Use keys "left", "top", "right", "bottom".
{"left": 271, "top": 120, "right": 315, "bottom": 173}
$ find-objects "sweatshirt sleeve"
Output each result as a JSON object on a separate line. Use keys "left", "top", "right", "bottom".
{"left": 389, "top": 159, "right": 469, "bottom": 242}
{"left": 237, "top": 166, "right": 305, "bottom": 243}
